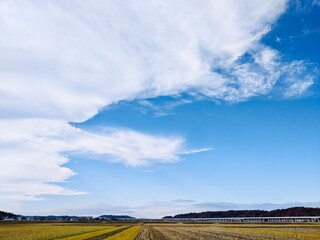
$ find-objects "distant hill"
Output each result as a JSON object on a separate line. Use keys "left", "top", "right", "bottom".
{"left": 166, "top": 207, "right": 320, "bottom": 219}
{"left": 0, "top": 210, "right": 17, "bottom": 220}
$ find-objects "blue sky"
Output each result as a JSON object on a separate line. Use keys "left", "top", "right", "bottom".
{"left": 0, "top": 0, "right": 319, "bottom": 218}
{"left": 75, "top": 97, "right": 320, "bottom": 197}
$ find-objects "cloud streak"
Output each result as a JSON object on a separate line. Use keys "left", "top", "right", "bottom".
{"left": 0, "top": 119, "right": 189, "bottom": 201}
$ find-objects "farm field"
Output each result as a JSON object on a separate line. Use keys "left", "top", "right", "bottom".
{"left": 137, "top": 223, "right": 320, "bottom": 240}
{"left": 1, "top": 222, "right": 320, "bottom": 240}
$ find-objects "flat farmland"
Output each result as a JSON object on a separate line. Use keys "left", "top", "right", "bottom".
{"left": 137, "top": 223, "right": 320, "bottom": 239}
{"left": 1, "top": 222, "right": 320, "bottom": 240}
{"left": 0, "top": 223, "right": 130, "bottom": 240}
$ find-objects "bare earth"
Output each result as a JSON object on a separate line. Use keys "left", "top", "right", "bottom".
{"left": 136, "top": 223, "right": 320, "bottom": 240}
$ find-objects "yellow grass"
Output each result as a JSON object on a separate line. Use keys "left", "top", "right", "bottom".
{"left": 58, "top": 226, "right": 127, "bottom": 240}
{"left": 0, "top": 224, "right": 111, "bottom": 240}
{"left": 105, "top": 226, "right": 141, "bottom": 240}
{"left": 0, "top": 224, "right": 127, "bottom": 240}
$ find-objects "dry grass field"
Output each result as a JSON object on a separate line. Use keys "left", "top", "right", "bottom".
{"left": 0, "top": 222, "right": 320, "bottom": 240}
{"left": 136, "top": 223, "right": 320, "bottom": 240}
{"left": 0, "top": 223, "right": 128, "bottom": 240}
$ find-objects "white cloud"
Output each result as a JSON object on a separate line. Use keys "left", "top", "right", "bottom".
{"left": 285, "top": 80, "right": 314, "bottom": 98}
{"left": 71, "top": 128, "right": 186, "bottom": 167}
{"left": 0, "top": 0, "right": 292, "bottom": 122}
{"left": 0, "top": 0, "right": 316, "bottom": 203}
{"left": 0, "top": 119, "right": 187, "bottom": 201}
{"left": 281, "top": 61, "right": 316, "bottom": 98}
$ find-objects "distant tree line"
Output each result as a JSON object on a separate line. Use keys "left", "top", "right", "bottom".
{"left": 97, "top": 215, "right": 135, "bottom": 220}
{"left": 0, "top": 211, "right": 17, "bottom": 220}
{"left": 165, "top": 207, "right": 320, "bottom": 219}
{"left": 0, "top": 211, "right": 136, "bottom": 221}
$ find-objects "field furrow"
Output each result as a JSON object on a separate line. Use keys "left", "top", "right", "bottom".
{"left": 105, "top": 226, "right": 141, "bottom": 240}
{"left": 1, "top": 223, "right": 320, "bottom": 240}
{"left": 0, "top": 224, "right": 112, "bottom": 240}
{"left": 56, "top": 226, "right": 127, "bottom": 240}
{"left": 136, "top": 224, "right": 320, "bottom": 240}
{"left": 137, "top": 226, "right": 171, "bottom": 240}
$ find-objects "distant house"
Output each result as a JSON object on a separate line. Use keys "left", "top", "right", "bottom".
{"left": 78, "top": 216, "right": 93, "bottom": 221}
